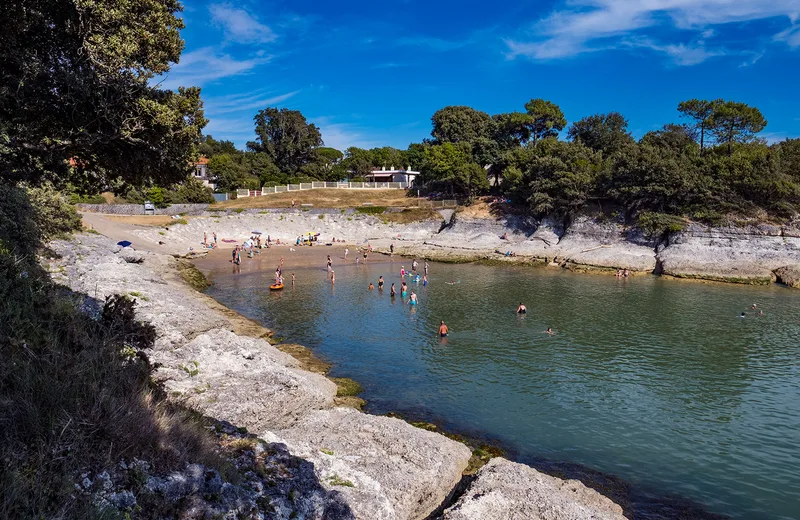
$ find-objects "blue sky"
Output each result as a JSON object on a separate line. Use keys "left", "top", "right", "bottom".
{"left": 162, "top": 0, "right": 800, "bottom": 150}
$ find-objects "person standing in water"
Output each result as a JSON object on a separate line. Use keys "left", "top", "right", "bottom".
{"left": 344, "top": 247, "right": 349, "bottom": 261}
{"left": 401, "top": 280, "right": 408, "bottom": 296}
{"left": 438, "top": 321, "right": 448, "bottom": 337}
{"left": 412, "top": 259, "right": 418, "bottom": 272}
{"left": 368, "top": 282, "right": 374, "bottom": 290}
{"left": 378, "top": 276, "right": 384, "bottom": 289}
{"left": 291, "top": 273, "right": 296, "bottom": 286}
{"left": 390, "top": 283, "right": 396, "bottom": 296}
{"left": 408, "top": 291, "right": 418, "bottom": 305}
{"left": 400, "top": 266, "right": 406, "bottom": 277}
{"left": 423, "top": 275, "right": 428, "bottom": 286}
{"left": 424, "top": 261, "right": 429, "bottom": 276}
{"left": 330, "top": 270, "right": 335, "bottom": 284}
{"left": 517, "top": 303, "right": 527, "bottom": 314}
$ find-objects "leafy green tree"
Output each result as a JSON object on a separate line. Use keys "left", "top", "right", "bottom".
{"left": 524, "top": 99, "right": 567, "bottom": 143}
{"left": 567, "top": 112, "right": 634, "bottom": 155}
{"left": 344, "top": 147, "right": 374, "bottom": 178}
{"left": 492, "top": 112, "right": 534, "bottom": 149}
{"left": 521, "top": 139, "right": 604, "bottom": 218}
{"left": 208, "top": 154, "right": 250, "bottom": 192}
{"left": 708, "top": 101, "right": 767, "bottom": 155}
{"left": 406, "top": 143, "right": 429, "bottom": 170}
{"left": 369, "top": 147, "right": 407, "bottom": 169}
{"left": 168, "top": 178, "right": 215, "bottom": 203}
{"left": 299, "top": 147, "right": 347, "bottom": 181}
{"left": 775, "top": 138, "right": 800, "bottom": 183}
{"left": 608, "top": 144, "right": 695, "bottom": 214}
{"left": 242, "top": 152, "right": 283, "bottom": 185}
{"left": 1, "top": 0, "right": 206, "bottom": 188}
{"left": 247, "top": 107, "right": 323, "bottom": 173}
{"left": 677, "top": 99, "right": 717, "bottom": 152}
{"left": 640, "top": 124, "right": 698, "bottom": 155}
{"left": 431, "top": 106, "right": 493, "bottom": 144}
{"left": 421, "top": 142, "right": 488, "bottom": 197}
{"left": 198, "top": 135, "right": 239, "bottom": 157}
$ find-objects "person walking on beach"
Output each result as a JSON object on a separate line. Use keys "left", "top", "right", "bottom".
{"left": 213, "top": 232, "right": 217, "bottom": 246}
{"left": 390, "top": 242, "right": 394, "bottom": 255}
{"left": 438, "top": 321, "right": 448, "bottom": 337}
{"left": 291, "top": 199, "right": 296, "bottom": 208}
{"left": 363, "top": 251, "right": 368, "bottom": 264}
{"left": 203, "top": 232, "right": 208, "bottom": 246}
{"left": 344, "top": 247, "right": 349, "bottom": 261}
{"left": 231, "top": 246, "right": 237, "bottom": 263}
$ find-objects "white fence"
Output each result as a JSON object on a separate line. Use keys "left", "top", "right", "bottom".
{"left": 232, "top": 181, "right": 408, "bottom": 198}
{"left": 418, "top": 199, "right": 458, "bottom": 208}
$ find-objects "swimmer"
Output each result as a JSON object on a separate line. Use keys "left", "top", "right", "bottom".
{"left": 378, "top": 276, "right": 384, "bottom": 289}
{"left": 445, "top": 280, "right": 458, "bottom": 285}
{"left": 390, "top": 283, "right": 396, "bottom": 296}
{"left": 758, "top": 310, "right": 764, "bottom": 316}
{"left": 545, "top": 328, "right": 554, "bottom": 335}
{"left": 368, "top": 282, "right": 374, "bottom": 290}
{"left": 740, "top": 312, "right": 746, "bottom": 318}
{"left": 408, "top": 292, "right": 418, "bottom": 305}
{"left": 438, "top": 321, "right": 448, "bottom": 337}
{"left": 517, "top": 303, "right": 527, "bottom": 314}
{"left": 751, "top": 303, "right": 757, "bottom": 309}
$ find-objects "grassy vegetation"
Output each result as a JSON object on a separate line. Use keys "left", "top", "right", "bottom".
{"left": 381, "top": 208, "right": 441, "bottom": 224}
{"left": 177, "top": 259, "right": 211, "bottom": 291}
{"left": 332, "top": 378, "right": 362, "bottom": 397}
{"left": 355, "top": 206, "right": 387, "bottom": 215}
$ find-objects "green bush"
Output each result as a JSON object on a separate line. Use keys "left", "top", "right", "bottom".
{"left": 355, "top": 206, "right": 387, "bottom": 215}
{"left": 0, "top": 185, "right": 81, "bottom": 257}
{"left": 637, "top": 212, "right": 686, "bottom": 238}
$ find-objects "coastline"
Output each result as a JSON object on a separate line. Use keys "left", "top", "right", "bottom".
{"left": 50, "top": 233, "right": 630, "bottom": 519}
{"left": 85, "top": 207, "right": 800, "bottom": 289}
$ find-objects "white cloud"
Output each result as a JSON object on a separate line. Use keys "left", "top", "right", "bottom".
{"left": 774, "top": 24, "right": 800, "bottom": 47}
{"left": 157, "top": 47, "right": 271, "bottom": 89}
{"left": 209, "top": 3, "right": 276, "bottom": 44}
{"left": 507, "top": 0, "right": 800, "bottom": 63}
{"left": 624, "top": 37, "right": 725, "bottom": 65}
{"left": 204, "top": 90, "right": 300, "bottom": 114}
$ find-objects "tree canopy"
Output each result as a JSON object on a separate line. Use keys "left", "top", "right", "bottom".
{"left": 524, "top": 99, "right": 567, "bottom": 143}
{"left": 1, "top": 0, "right": 206, "bottom": 189}
{"left": 247, "top": 107, "right": 323, "bottom": 174}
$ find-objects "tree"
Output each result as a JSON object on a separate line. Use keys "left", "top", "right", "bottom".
{"left": 640, "top": 124, "right": 698, "bottom": 155}
{"left": 567, "top": 112, "right": 634, "bottom": 155}
{"left": 775, "top": 138, "right": 800, "bottom": 183}
{"left": 198, "top": 135, "right": 239, "bottom": 157}
{"left": 247, "top": 107, "right": 323, "bottom": 173}
{"left": 421, "top": 142, "right": 488, "bottom": 197}
{"left": 708, "top": 101, "right": 767, "bottom": 155}
{"left": 431, "top": 106, "right": 493, "bottom": 144}
{"left": 677, "top": 99, "right": 718, "bottom": 152}
{"left": 344, "top": 147, "right": 374, "bottom": 178}
{"left": 300, "top": 147, "right": 346, "bottom": 181}
{"left": 243, "top": 152, "right": 283, "bottom": 185}
{"left": 406, "top": 143, "right": 429, "bottom": 170}
{"left": 1, "top": 0, "right": 206, "bottom": 189}
{"left": 524, "top": 99, "right": 567, "bottom": 143}
{"left": 369, "top": 147, "right": 407, "bottom": 169}
{"left": 208, "top": 154, "right": 251, "bottom": 192}
{"left": 492, "top": 112, "right": 534, "bottom": 149}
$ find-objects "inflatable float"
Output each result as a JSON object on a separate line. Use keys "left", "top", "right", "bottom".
{"left": 269, "top": 283, "right": 284, "bottom": 290}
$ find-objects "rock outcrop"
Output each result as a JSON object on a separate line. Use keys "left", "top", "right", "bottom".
{"left": 774, "top": 265, "right": 800, "bottom": 287}
{"left": 442, "top": 458, "right": 627, "bottom": 520}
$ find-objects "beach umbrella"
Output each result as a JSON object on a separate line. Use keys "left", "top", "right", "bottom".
{"left": 117, "top": 240, "right": 132, "bottom": 247}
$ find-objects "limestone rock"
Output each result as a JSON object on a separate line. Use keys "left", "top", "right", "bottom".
{"left": 774, "top": 265, "right": 800, "bottom": 288}
{"left": 263, "top": 407, "right": 472, "bottom": 520}
{"left": 442, "top": 458, "right": 626, "bottom": 520}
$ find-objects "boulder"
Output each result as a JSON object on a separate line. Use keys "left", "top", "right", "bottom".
{"left": 774, "top": 265, "right": 800, "bottom": 288}
{"left": 263, "top": 407, "right": 472, "bottom": 520}
{"left": 442, "top": 458, "right": 626, "bottom": 520}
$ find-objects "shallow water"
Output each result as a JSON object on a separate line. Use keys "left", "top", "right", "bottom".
{"left": 199, "top": 256, "right": 800, "bottom": 520}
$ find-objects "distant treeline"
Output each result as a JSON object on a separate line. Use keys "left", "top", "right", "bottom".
{"left": 198, "top": 99, "right": 799, "bottom": 226}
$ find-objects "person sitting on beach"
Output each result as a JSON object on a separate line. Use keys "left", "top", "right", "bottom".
{"left": 368, "top": 282, "right": 374, "bottom": 290}
{"left": 438, "top": 321, "right": 448, "bottom": 337}
{"left": 517, "top": 303, "right": 527, "bottom": 314}
{"left": 409, "top": 292, "right": 418, "bottom": 305}
{"left": 390, "top": 283, "right": 396, "bottom": 296}
{"left": 501, "top": 232, "right": 508, "bottom": 240}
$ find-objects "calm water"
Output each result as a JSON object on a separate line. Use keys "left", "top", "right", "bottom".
{"left": 200, "top": 257, "right": 800, "bottom": 520}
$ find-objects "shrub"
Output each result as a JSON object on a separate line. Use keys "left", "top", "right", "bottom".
{"left": 637, "top": 212, "right": 686, "bottom": 238}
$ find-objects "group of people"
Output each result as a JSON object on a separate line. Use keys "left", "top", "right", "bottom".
{"left": 615, "top": 269, "right": 630, "bottom": 278}
{"left": 740, "top": 303, "right": 766, "bottom": 318}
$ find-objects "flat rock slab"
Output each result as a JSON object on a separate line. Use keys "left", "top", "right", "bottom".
{"left": 443, "top": 458, "right": 626, "bottom": 520}
{"left": 262, "top": 407, "right": 472, "bottom": 520}
{"left": 774, "top": 265, "right": 800, "bottom": 288}
{"left": 161, "top": 329, "right": 337, "bottom": 430}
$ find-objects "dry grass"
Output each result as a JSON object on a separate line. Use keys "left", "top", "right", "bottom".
{"left": 105, "top": 215, "right": 188, "bottom": 226}
{"left": 382, "top": 208, "right": 441, "bottom": 224}
{"left": 216, "top": 189, "right": 417, "bottom": 209}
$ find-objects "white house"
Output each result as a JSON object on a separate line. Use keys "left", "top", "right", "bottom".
{"left": 192, "top": 156, "right": 216, "bottom": 189}
{"left": 363, "top": 165, "right": 420, "bottom": 188}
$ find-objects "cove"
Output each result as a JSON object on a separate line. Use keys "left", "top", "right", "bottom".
{"left": 197, "top": 255, "right": 800, "bottom": 520}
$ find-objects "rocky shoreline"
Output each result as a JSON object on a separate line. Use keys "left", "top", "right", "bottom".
{"left": 115, "top": 208, "right": 800, "bottom": 288}
{"left": 48, "top": 233, "right": 628, "bottom": 519}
